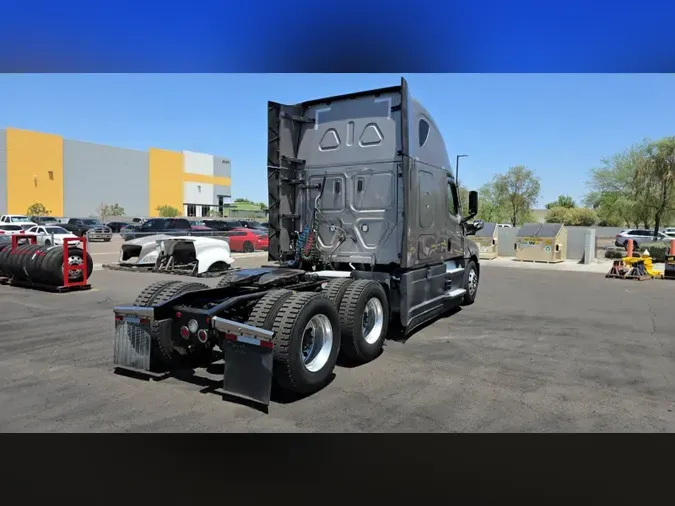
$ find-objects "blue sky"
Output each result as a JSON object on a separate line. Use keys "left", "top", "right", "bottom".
{"left": 1, "top": 74, "right": 674, "bottom": 206}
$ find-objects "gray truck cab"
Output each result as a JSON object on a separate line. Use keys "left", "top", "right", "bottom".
{"left": 268, "top": 77, "right": 483, "bottom": 332}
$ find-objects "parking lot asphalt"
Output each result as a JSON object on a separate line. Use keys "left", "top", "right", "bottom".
{"left": 0, "top": 258, "right": 674, "bottom": 432}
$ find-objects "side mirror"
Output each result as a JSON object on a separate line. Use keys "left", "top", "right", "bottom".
{"left": 466, "top": 219, "right": 484, "bottom": 236}
{"left": 469, "top": 191, "right": 478, "bottom": 217}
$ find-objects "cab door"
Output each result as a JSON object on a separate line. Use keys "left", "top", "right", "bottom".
{"left": 446, "top": 177, "right": 463, "bottom": 258}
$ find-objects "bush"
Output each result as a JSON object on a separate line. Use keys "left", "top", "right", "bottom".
{"left": 545, "top": 206, "right": 597, "bottom": 226}
{"left": 156, "top": 205, "right": 180, "bottom": 217}
{"left": 26, "top": 202, "right": 51, "bottom": 216}
{"left": 605, "top": 249, "right": 625, "bottom": 259}
{"left": 568, "top": 207, "right": 597, "bottom": 226}
{"left": 639, "top": 242, "right": 669, "bottom": 263}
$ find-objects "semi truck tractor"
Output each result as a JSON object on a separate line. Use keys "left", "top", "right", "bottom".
{"left": 113, "top": 77, "right": 485, "bottom": 406}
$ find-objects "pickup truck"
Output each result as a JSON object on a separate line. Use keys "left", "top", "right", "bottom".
{"left": 122, "top": 217, "right": 209, "bottom": 241}
{"left": 61, "top": 218, "right": 113, "bottom": 241}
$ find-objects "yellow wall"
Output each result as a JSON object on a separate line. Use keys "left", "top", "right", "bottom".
{"left": 148, "top": 148, "right": 184, "bottom": 217}
{"left": 183, "top": 173, "right": 231, "bottom": 186}
{"left": 6, "top": 128, "right": 64, "bottom": 216}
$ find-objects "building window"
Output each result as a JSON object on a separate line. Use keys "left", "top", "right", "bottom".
{"left": 186, "top": 204, "right": 197, "bottom": 217}
{"left": 419, "top": 119, "right": 430, "bottom": 147}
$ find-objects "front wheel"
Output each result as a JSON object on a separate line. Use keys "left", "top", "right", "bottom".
{"left": 462, "top": 260, "right": 479, "bottom": 306}
{"left": 44, "top": 239, "right": 52, "bottom": 246}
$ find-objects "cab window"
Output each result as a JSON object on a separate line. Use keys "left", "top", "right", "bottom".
{"left": 447, "top": 180, "right": 459, "bottom": 216}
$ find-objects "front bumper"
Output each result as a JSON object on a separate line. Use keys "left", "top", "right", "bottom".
{"left": 113, "top": 306, "right": 275, "bottom": 405}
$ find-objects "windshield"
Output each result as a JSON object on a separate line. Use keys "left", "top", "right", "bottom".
{"left": 11, "top": 216, "right": 31, "bottom": 223}
{"left": 83, "top": 219, "right": 102, "bottom": 226}
{"left": 45, "top": 227, "right": 69, "bottom": 234}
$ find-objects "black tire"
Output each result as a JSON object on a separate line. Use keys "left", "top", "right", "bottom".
{"left": 216, "top": 270, "right": 238, "bottom": 288}
{"left": 44, "top": 239, "right": 52, "bottom": 246}
{"left": 462, "top": 260, "right": 479, "bottom": 306}
{"left": 243, "top": 241, "right": 254, "bottom": 253}
{"left": 270, "top": 292, "right": 341, "bottom": 394}
{"left": 633, "top": 242, "right": 639, "bottom": 251}
{"left": 145, "top": 281, "right": 210, "bottom": 368}
{"left": 133, "top": 279, "right": 182, "bottom": 307}
{"left": 322, "top": 278, "right": 353, "bottom": 308}
{"left": 246, "top": 289, "right": 294, "bottom": 330}
{"left": 337, "top": 280, "right": 389, "bottom": 363}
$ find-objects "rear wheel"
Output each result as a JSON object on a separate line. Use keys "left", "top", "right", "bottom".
{"left": 322, "top": 278, "right": 353, "bottom": 308}
{"left": 337, "top": 280, "right": 389, "bottom": 363}
{"left": 246, "top": 289, "right": 294, "bottom": 330}
{"left": 243, "top": 241, "right": 254, "bottom": 253}
{"left": 216, "top": 270, "right": 238, "bottom": 288}
{"left": 134, "top": 280, "right": 210, "bottom": 368}
{"left": 270, "top": 292, "right": 341, "bottom": 394}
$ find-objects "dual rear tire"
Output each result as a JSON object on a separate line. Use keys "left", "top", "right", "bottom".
{"left": 244, "top": 278, "right": 389, "bottom": 395}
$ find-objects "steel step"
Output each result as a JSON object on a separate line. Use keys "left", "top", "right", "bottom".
{"left": 446, "top": 288, "right": 467, "bottom": 299}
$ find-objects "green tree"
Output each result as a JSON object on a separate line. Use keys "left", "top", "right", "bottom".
{"left": 96, "top": 203, "right": 125, "bottom": 221}
{"left": 545, "top": 194, "right": 576, "bottom": 210}
{"left": 26, "top": 202, "right": 51, "bottom": 216}
{"left": 493, "top": 165, "right": 541, "bottom": 226}
{"left": 585, "top": 142, "right": 652, "bottom": 228}
{"left": 639, "top": 137, "right": 675, "bottom": 235}
{"left": 156, "top": 205, "right": 180, "bottom": 217}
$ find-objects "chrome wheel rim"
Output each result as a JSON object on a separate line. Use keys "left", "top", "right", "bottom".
{"left": 362, "top": 297, "right": 384, "bottom": 344}
{"left": 67, "top": 255, "right": 84, "bottom": 280}
{"left": 300, "top": 314, "right": 333, "bottom": 372}
{"left": 468, "top": 268, "right": 478, "bottom": 297}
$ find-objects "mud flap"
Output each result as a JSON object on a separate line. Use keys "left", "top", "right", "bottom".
{"left": 213, "top": 317, "right": 276, "bottom": 406}
{"left": 221, "top": 339, "right": 274, "bottom": 406}
{"left": 114, "top": 314, "right": 153, "bottom": 372}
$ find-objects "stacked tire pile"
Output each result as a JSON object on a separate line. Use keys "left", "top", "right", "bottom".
{"left": 0, "top": 243, "right": 93, "bottom": 286}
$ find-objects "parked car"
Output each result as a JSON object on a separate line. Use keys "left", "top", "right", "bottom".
{"left": 30, "top": 216, "right": 60, "bottom": 225}
{"left": 0, "top": 224, "right": 26, "bottom": 236}
{"left": 191, "top": 225, "right": 214, "bottom": 233}
{"left": 60, "top": 218, "right": 113, "bottom": 241}
{"left": 0, "top": 214, "right": 37, "bottom": 228}
{"left": 225, "top": 227, "right": 268, "bottom": 252}
{"left": 497, "top": 223, "right": 512, "bottom": 228}
{"left": 25, "top": 225, "right": 82, "bottom": 247}
{"left": 663, "top": 227, "right": 675, "bottom": 238}
{"left": 202, "top": 219, "right": 239, "bottom": 232}
{"left": 615, "top": 229, "right": 672, "bottom": 250}
{"left": 120, "top": 224, "right": 141, "bottom": 240}
{"left": 123, "top": 218, "right": 194, "bottom": 240}
{"left": 106, "top": 221, "right": 131, "bottom": 233}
